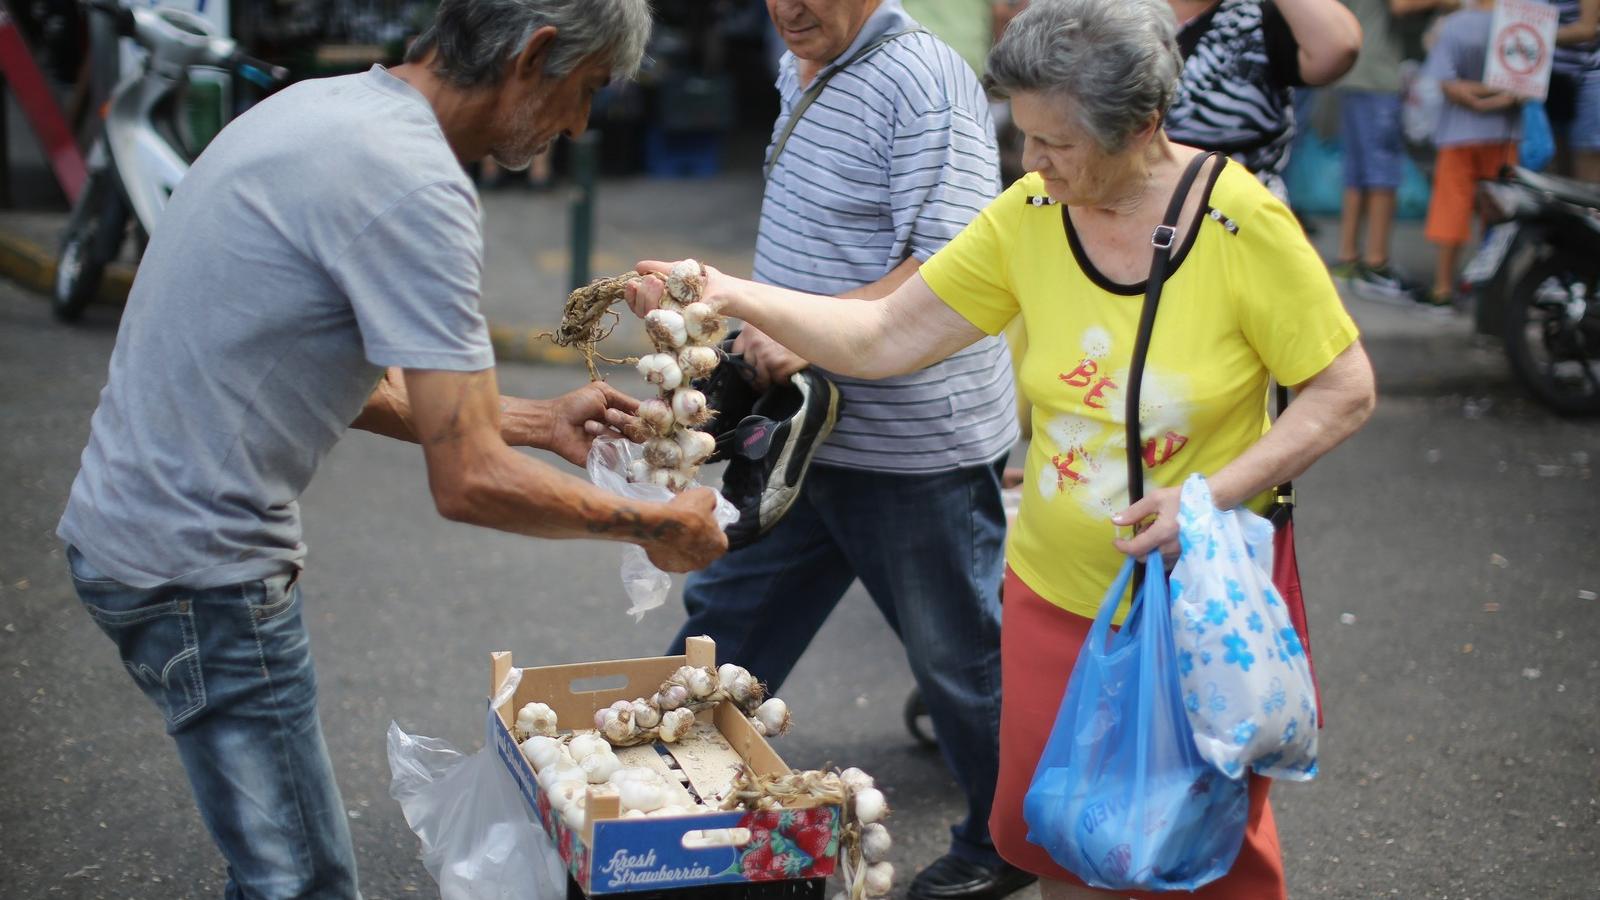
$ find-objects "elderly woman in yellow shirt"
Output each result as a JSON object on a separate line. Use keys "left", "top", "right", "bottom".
{"left": 629, "top": 1, "right": 1374, "bottom": 896}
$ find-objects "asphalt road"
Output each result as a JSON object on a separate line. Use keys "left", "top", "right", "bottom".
{"left": 1, "top": 270, "right": 1596, "bottom": 899}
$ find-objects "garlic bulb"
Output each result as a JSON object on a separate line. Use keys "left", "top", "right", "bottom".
{"left": 674, "top": 429, "right": 716, "bottom": 467}
{"left": 627, "top": 458, "right": 651, "bottom": 484}
{"left": 666, "top": 258, "right": 705, "bottom": 304}
{"left": 839, "top": 767, "right": 875, "bottom": 794}
{"left": 864, "top": 861, "right": 895, "bottom": 897}
{"left": 671, "top": 389, "right": 711, "bottom": 426}
{"left": 618, "top": 779, "right": 667, "bottom": 813}
{"left": 853, "top": 787, "right": 889, "bottom": 825}
{"left": 568, "top": 732, "right": 609, "bottom": 763}
{"left": 663, "top": 468, "right": 696, "bottom": 493}
{"left": 658, "top": 708, "right": 695, "bottom": 743}
{"left": 623, "top": 808, "right": 648, "bottom": 819}
{"left": 549, "top": 781, "right": 587, "bottom": 816}
{"left": 681, "top": 302, "right": 727, "bottom": 345}
{"left": 678, "top": 345, "right": 719, "bottom": 380}
{"left": 654, "top": 685, "right": 690, "bottom": 712}
{"left": 631, "top": 699, "right": 661, "bottom": 729}
{"left": 516, "top": 702, "right": 558, "bottom": 738}
{"left": 671, "top": 665, "right": 718, "bottom": 700}
{"left": 647, "top": 467, "right": 675, "bottom": 489}
{"left": 637, "top": 353, "right": 684, "bottom": 390}
{"left": 637, "top": 398, "right": 675, "bottom": 435}
{"left": 581, "top": 750, "right": 622, "bottom": 784}
{"left": 861, "top": 823, "right": 892, "bottom": 862}
{"left": 644, "top": 437, "right": 685, "bottom": 470}
{"left": 646, "top": 309, "right": 689, "bottom": 349}
{"left": 719, "top": 664, "right": 765, "bottom": 712}
{"left": 754, "top": 698, "right": 791, "bottom": 737}
{"left": 608, "top": 767, "right": 661, "bottom": 786}
{"left": 565, "top": 804, "right": 588, "bottom": 833}
{"left": 520, "top": 735, "right": 566, "bottom": 772}
{"left": 600, "top": 708, "right": 637, "bottom": 745}
{"left": 537, "top": 760, "right": 586, "bottom": 792}
{"left": 593, "top": 708, "right": 611, "bottom": 731}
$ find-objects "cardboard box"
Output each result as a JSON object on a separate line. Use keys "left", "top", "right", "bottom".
{"left": 488, "top": 638, "right": 842, "bottom": 895}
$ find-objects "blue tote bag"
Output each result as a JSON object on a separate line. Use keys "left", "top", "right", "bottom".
{"left": 1022, "top": 555, "right": 1250, "bottom": 891}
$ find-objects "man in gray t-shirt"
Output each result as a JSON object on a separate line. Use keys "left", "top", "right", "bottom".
{"left": 57, "top": 1, "right": 722, "bottom": 894}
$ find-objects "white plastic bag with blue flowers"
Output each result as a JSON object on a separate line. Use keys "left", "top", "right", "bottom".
{"left": 1168, "top": 474, "right": 1318, "bottom": 781}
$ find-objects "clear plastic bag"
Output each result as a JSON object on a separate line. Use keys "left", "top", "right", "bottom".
{"left": 387, "top": 721, "right": 567, "bottom": 900}
{"left": 586, "top": 436, "right": 738, "bottom": 620}
{"left": 1023, "top": 554, "right": 1249, "bottom": 892}
{"left": 1168, "top": 474, "right": 1319, "bottom": 781}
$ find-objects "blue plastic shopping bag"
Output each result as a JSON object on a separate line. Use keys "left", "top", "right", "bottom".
{"left": 1023, "top": 555, "right": 1249, "bottom": 892}
{"left": 1520, "top": 102, "right": 1555, "bottom": 173}
{"left": 1169, "top": 475, "right": 1319, "bottom": 781}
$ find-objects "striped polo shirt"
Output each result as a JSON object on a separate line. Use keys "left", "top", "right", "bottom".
{"left": 754, "top": 0, "right": 1018, "bottom": 474}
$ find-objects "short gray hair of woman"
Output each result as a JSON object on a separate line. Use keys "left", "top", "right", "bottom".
{"left": 984, "top": 0, "right": 1182, "bottom": 154}
{"left": 406, "top": 0, "right": 652, "bottom": 88}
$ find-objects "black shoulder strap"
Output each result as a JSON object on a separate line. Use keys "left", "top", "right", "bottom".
{"left": 764, "top": 28, "right": 926, "bottom": 179}
{"left": 1124, "top": 151, "right": 1223, "bottom": 507}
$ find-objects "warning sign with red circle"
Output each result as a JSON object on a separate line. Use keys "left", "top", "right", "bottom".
{"left": 1483, "top": 0, "right": 1559, "bottom": 100}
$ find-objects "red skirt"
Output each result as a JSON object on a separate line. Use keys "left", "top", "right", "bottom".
{"left": 990, "top": 568, "right": 1288, "bottom": 899}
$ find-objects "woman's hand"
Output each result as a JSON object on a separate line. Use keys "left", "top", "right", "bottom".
{"left": 1111, "top": 486, "right": 1183, "bottom": 561}
{"left": 626, "top": 260, "right": 740, "bottom": 318}
{"left": 734, "top": 325, "right": 809, "bottom": 390}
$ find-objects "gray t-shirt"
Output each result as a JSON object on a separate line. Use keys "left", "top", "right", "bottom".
{"left": 1423, "top": 9, "right": 1523, "bottom": 148}
{"left": 58, "top": 66, "right": 494, "bottom": 589}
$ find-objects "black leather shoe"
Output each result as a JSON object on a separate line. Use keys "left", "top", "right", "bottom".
{"left": 908, "top": 854, "right": 1037, "bottom": 900}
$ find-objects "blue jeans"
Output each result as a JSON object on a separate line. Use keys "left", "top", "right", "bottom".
{"left": 67, "top": 546, "right": 359, "bottom": 899}
{"left": 671, "top": 460, "right": 1008, "bottom": 866}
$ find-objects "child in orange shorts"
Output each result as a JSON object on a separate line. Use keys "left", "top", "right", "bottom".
{"left": 1420, "top": 0, "right": 1522, "bottom": 307}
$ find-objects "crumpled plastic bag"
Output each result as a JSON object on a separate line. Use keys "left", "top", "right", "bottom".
{"left": 586, "top": 436, "right": 738, "bottom": 620}
{"left": 387, "top": 720, "right": 566, "bottom": 900}
{"left": 1168, "top": 474, "right": 1319, "bottom": 781}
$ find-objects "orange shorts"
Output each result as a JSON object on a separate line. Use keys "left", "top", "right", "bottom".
{"left": 989, "top": 567, "right": 1287, "bottom": 899}
{"left": 1424, "top": 142, "right": 1518, "bottom": 246}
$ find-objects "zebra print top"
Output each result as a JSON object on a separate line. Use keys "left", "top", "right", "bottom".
{"left": 1165, "top": 0, "right": 1304, "bottom": 197}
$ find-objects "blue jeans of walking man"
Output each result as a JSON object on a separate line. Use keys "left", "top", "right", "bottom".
{"left": 671, "top": 459, "right": 1008, "bottom": 866}
{"left": 68, "top": 547, "right": 359, "bottom": 899}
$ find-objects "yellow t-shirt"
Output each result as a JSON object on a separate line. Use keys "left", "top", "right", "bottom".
{"left": 920, "top": 163, "right": 1359, "bottom": 621}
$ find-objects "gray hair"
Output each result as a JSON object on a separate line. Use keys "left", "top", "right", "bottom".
{"left": 406, "top": 0, "right": 652, "bottom": 88}
{"left": 984, "top": 0, "right": 1182, "bottom": 154}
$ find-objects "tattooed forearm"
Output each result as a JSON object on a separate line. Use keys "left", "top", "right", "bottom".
{"left": 584, "top": 504, "right": 684, "bottom": 541}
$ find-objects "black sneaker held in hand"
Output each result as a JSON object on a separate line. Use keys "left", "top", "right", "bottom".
{"left": 716, "top": 368, "right": 840, "bottom": 550}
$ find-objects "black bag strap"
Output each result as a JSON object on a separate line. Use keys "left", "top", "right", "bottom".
{"left": 1270, "top": 384, "right": 1295, "bottom": 528}
{"left": 1124, "top": 151, "right": 1223, "bottom": 507}
{"left": 764, "top": 28, "right": 926, "bottom": 179}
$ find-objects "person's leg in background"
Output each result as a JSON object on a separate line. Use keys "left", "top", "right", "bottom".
{"left": 1423, "top": 144, "right": 1475, "bottom": 306}
{"left": 1335, "top": 89, "right": 1370, "bottom": 281}
{"left": 1570, "top": 71, "right": 1600, "bottom": 182}
{"left": 1340, "top": 91, "right": 1411, "bottom": 298}
{"left": 68, "top": 548, "right": 359, "bottom": 899}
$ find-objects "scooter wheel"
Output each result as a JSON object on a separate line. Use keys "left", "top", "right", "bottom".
{"left": 1502, "top": 251, "right": 1600, "bottom": 415}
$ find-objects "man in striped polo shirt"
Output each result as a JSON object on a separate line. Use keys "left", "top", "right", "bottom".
{"left": 668, "top": 2, "right": 1028, "bottom": 899}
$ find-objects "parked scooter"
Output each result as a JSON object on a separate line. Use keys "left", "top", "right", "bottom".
{"left": 53, "top": 0, "right": 286, "bottom": 321}
{"left": 1463, "top": 166, "right": 1600, "bottom": 415}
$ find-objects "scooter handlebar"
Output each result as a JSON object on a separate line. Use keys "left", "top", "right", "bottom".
{"left": 84, "top": 0, "right": 136, "bottom": 37}
{"left": 230, "top": 53, "right": 291, "bottom": 89}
